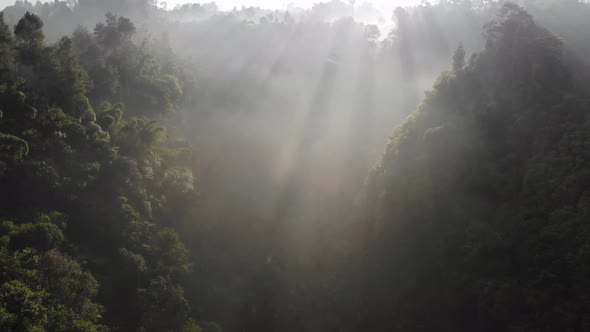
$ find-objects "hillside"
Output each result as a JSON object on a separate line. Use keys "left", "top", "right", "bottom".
{"left": 360, "top": 4, "right": 590, "bottom": 331}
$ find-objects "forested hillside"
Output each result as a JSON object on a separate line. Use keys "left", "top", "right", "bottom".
{"left": 0, "top": 9, "right": 200, "bottom": 332}
{"left": 361, "top": 4, "right": 590, "bottom": 331}
{"left": 0, "top": 0, "right": 589, "bottom": 331}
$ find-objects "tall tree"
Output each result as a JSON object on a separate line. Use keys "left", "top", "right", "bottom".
{"left": 0, "top": 13, "right": 15, "bottom": 76}
{"left": 14, "top": 12, "right": 44, "bottom": 67}
{"left": 452, "top": 41, "right": 465, "bottom": 71}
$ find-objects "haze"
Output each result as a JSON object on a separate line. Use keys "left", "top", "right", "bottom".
{"left": 1, "top": 0, "right": 590, "bottom": 331}
{"left": 165, "top": 0, "right": 421, "bottom": 10}
{"left": 0, "top": 0, "right": 421, "bottom": 10}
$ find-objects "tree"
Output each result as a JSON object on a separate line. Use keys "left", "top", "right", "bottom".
{"left": 93, "top": 13, "right": 136, "bottom": 52}
{"left": 0, "top": 11, "right": 201, "bottom": 331}
{"left": 452, "top": 41, "right": 465, "bottom": 71}
{"left": 365, "top": 24, "right": 381, "bottom": 44}
{"left": 14, "top": 12, "right": 44, "bottom": 66}
{"left": 0, "top": 13, "right": 15, "bottom": 76}
{"left": 152, "top": 228, "right": 191, "bottom": 277}
{"left": 358, "top": 4, "right": 590, "bottom": 331}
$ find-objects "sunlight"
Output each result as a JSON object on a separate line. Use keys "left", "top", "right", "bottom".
{"left": 3, "top": 0, "right": 588, "bottom": 331}
{"left": 165, "top": 0, "right": 422, "bottom": 11}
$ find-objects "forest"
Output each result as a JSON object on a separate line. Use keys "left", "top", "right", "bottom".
{"left": 1, "top": 0, "right": 590, "bottom": 331}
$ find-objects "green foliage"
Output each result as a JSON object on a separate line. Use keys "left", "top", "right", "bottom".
{"left": 359, "top": 4, "right": 590, "bottom": 331}
{"left": 0, "top": 13, "right": 15, "bottom": 76}
{"left": 73, "top": 13, "right": 183, "bottom": 116}
{"left": 14, "top": 12, "right": 44, "bottom": 66}
{"left": 93, "top": 12, "right": 135, "bottom": 52}
{"left": 0, "top": 246, "right": 104, "bottom": 331}
{"left": 114, "top": 118, "right": 166, "bottom": 158}
{"left": 138, "top": 276, "right": 193, "bottom": 331}
{"left": 182, "top": 319, "right": 203, "bottom": 332}
{"left": 0, "top": 280, "right": 46, "bottom": 331}
{"left": 52, "top": 36, "right": 91, "bottom": 116}
{"left": 0, "top": 10, "right": 200, "bottom": 332}
{"left": 8, "top": 221, "right": 64, "bottom": 252}
{"left": 0, "top": 132, "right": 29, "bottom": 161}
{"left": 200, "top": 322, "right": 223, "bottom": 332}
{"left": 152, "top": 228, "right": 191, "bottom": 276}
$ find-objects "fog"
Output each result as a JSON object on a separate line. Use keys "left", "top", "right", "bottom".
{"left": 2, "top": 0, "right": 590, "bottom": 331}
{"left": 165, "top": 0, "right": 421, "bottom": 11}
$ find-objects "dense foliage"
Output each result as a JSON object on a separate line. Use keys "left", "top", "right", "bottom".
{"left": 0, "top": 10, "right": 201, "bottom": 331}
{"left": 361, "top": 4, "right": 590, "bottom": 331}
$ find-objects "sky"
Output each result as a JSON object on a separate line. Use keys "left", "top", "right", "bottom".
{"left": 163, "top": 0, "right": 421, "bottom": 12}
{"left": 0, "top": 0, "right": 423, "bottom": 13}
{"left": 0, "top": 0, "right": 422, "bottom": 12}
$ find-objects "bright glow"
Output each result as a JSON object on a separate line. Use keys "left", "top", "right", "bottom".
{"left": 165, "top": 0, "right": 422, "bottom": 11}
{"left": 0, "top": 0, "right": 422, "bottom": 13}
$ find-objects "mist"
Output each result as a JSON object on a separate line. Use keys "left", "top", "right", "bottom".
{"left": 1, "top": 0, "right": 590, "bottom": 331}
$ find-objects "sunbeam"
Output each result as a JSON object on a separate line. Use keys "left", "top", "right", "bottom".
{"left": 2, "top": 0, "right": 588, "bottom": 331}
